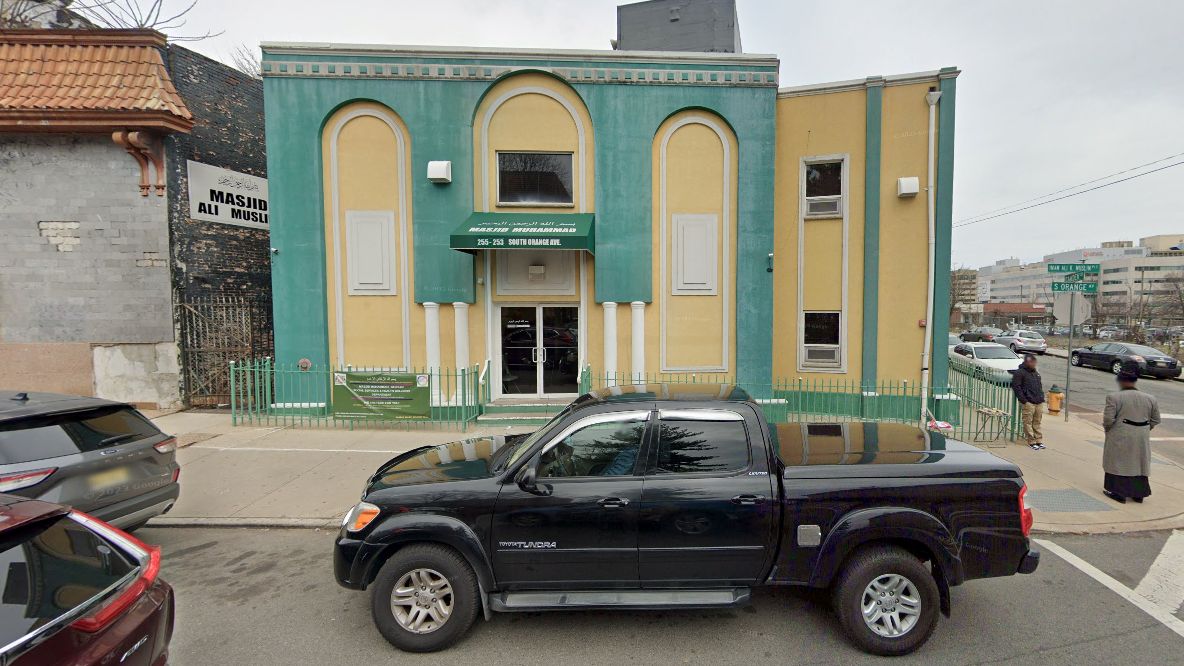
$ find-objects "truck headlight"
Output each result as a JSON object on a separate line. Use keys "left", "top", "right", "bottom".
{"left": 342, "top": 501, "right": 380, "bottom": 533}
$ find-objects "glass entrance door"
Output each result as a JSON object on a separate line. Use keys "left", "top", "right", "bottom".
{"left": 499, "top": 305, "right": 579, "bottom": 397}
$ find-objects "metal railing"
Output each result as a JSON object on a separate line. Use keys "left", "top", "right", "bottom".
{"left": 229, "top": 358, "right": 483, "bottom": 430}
{"left": 577, "top": 367, "right": 1021, "bottom": 442}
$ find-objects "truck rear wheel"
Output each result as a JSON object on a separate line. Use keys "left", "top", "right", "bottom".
{"left": 370, "top": 544, "right": 479, "bottom": 653}
{"left": 832, "top": 545, "right": 939, "bottom": 656}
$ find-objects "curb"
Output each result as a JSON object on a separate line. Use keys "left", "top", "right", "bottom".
{"left": 146, "top": 517, "right": 341, "bottom": 530}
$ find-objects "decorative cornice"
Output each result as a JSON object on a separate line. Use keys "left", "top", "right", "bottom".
{"left": 260, "top": 60, "right": 778, "bottom": 87}
{"left": 0, "top": 110, "right": 193, "bottom": 133}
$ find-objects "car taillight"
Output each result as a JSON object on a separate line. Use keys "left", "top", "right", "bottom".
{"left": 68, "top": 511, "right": 161, "bottom": 633}
{"left": 153, "top": 436, "right": 177, "bottom": 454}
{"left": 0, "top": 467, "right": 57, "bottom": 492}
{"left": 1018, "top": 484, "right": 1034, "bottom": 537}
{"left": 985, "top": 335, "right": 994, "bottom": 341}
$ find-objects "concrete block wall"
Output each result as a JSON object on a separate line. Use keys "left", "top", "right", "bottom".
{"left": 0, "top": 133, "right": 178, "bottom": 405}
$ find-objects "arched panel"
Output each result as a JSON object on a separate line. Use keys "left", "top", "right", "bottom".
{"left": 322, "top": 102, "right": 412, "bottom": 368}
{"left": 651, "top": 110, "right": 738, "bottom": 372}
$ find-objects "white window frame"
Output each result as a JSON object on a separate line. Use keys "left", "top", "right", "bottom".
{"left": 800, "top": 310, "right": 843, "bottom": 369}
{"left": 671, "top": 213, "right": 719, "bottom": 295}
{"left": 344, "top": 210, "right": 396, "bottom": 295}
{"left": 802, "top": 158, "right": 845, "bottom": 220}
{"left": 797, "top": 153, "right": 849, "bottom": 373}
{"left": 495, "top": 150, "right": 576, "bottom": 208}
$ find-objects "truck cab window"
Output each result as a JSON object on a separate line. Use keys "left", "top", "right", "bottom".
{"left": 654, "top": 419, "right": 750, "bottom": 474}
{"left": 538, "top": 418, "right": 646, "bottom": 478}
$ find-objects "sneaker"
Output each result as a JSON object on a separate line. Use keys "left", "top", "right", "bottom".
{"left": 1035, "top": 443, "right": 1046, "bottom": 450}
{"left": 1029, "top": 443, "right": 1041, "bottom": 450}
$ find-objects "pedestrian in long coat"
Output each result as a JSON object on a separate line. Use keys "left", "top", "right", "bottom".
{"left": 1101, "top": 368, "right": 1160, "bottom": 503}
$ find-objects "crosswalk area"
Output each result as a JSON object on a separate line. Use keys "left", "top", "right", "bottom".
{"left": 1041, "top": 530, "right": 1184, "bottom": 637}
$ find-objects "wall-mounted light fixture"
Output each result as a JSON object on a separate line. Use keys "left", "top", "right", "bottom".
{"left": 897, "top": 176, "right": 920, "bottom": 197}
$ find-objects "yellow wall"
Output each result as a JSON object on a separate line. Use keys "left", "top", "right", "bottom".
{"left": 649, "top": 111, "right": 738, "bottom": 373}
{"left": 772, "top": 90, "right": 865, "bottom": 380}
{"left": 321, "top": 102, "right": 417, "bottom": 368}
{"left": 877, "top": 82, "right": 934, "bottom": 383}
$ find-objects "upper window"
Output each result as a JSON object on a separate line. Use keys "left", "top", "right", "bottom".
{"left": 802, "top": 311, "right": 842, "bottom": 368}
{"left": 804, "top": 160, "right": 843, "bottom": 219}
{"left": 654, "top": 417, "right": 750, "bottom": 474}
{"left": 497, "top": 152, "right": 573, "bottom": 205}
{"left": 538, "top": 417, "right": 646, "bottom": 478}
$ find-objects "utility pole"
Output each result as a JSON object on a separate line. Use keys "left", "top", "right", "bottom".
{"left": 1064, "top": 257, "right": 1086, "bottom": 422}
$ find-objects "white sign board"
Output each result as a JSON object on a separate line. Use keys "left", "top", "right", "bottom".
{"left": 1053, "top": 292, "right": 1092, "bottom": 324}
{"left": 187, "top": 160, "right": 268, "bottom": 229}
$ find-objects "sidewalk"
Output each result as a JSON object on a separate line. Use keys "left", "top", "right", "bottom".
{"left": 146, "top": 410, "right": 1184, "bottom": 534}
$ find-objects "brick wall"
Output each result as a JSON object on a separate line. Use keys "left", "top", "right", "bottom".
{"left": 0, "top": 134, "right": 174, "bottom": 344}
{"left": 164, "top": 45, "right": 271, "bottom": 307}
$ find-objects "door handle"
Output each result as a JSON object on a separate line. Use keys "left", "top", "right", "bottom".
{"left": 538, "top": 347, "right": 547, "bottom": 364}
{"left": 530, "top": 347, "right": 538, "bottom": 364}
{"left": 731, "top": 494, "right": 766, "bottom": 506}
{"left": 597, "top": 497, "right": 630, "bottom": 508}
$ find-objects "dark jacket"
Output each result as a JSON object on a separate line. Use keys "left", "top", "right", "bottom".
{"left": 1011, "top": 365, "right": 1045, "bottom": 404}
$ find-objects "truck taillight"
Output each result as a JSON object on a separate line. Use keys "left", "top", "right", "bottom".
{"left": 1018, "top": 484, "right": 1034, "bottom": 537}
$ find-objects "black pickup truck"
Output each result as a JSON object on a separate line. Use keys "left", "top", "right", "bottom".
{"left": 334, "top": 384, "right": 1039, "bottom": 656}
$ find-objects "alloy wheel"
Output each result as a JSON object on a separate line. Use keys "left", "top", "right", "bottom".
{"left": 860, "top": 574, "right": 921, "bottom": 638}
{"left": 1112, "top": 360, "right": 1123, "bottom": 374}
{"left": 390, "top": 568, "right": 453, "bottom": 634}
{"left": 1071, "top": 354, "right": 1080, "bottom": 366}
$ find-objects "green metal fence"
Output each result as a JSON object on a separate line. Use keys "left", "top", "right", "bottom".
{"left": 229, "top": 358, "right": 483, "bottom": 430}
{"left": 577, "top": 367, "right": 1021, "bottom": 442}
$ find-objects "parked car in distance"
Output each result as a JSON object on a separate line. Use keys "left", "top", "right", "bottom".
{"left": 947, "top": 333, "right": 961, "bottom": 351}
{"left": 949, "top": 343, "right": 1021, "bottom": 383}
{"left": 335, "top": 384, "right": 1038, "bottom": 657}
{"left": 1052, "top": 326, "right": 1070, "bottom": 336}
{"left": 1070, "top": 343, "right": 1182, "bottom": 378}
{"left": 994, "top": 330, "right": 1048, "bottom": 355}
{"left": 0, "top": 494, "right": 174, "bottom": 665}
{"left": 0, "top": 392, "right": 180, "bottom": 531}
{"left": 959, "top": 326, "right": 1004, "bottom": 342}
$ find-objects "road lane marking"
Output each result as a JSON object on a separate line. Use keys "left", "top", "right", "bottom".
{"left": 1159, "top": 414, "right": 1184, "bottom": 420}
{"left": 1134, "top": 531, "right": 1184, "bottom": 616}
{"left": 1034, "top": 538, "right": 1184, "bottom": 639}
{"left": 1151, "top": 437, "right": 1184, "bottom": 442}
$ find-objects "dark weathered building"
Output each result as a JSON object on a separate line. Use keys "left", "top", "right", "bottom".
{"left": 615, "top": 0, "right": 741, "bottom": 53}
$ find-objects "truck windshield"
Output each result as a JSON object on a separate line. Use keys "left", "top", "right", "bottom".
{"left": 493, "top": 408, "right": 570, "bottom": 472}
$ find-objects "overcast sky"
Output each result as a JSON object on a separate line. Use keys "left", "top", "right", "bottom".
{"left": 176, "top": 0, "right": 1184, "bottom": 270}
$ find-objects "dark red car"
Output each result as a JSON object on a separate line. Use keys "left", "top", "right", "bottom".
{"left": 0, "top": 494, "right": 173, "bottom": 665}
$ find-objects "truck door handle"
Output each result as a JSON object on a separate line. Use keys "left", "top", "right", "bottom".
{"left": 731, "top": 494, "right": 766, "bottom": 506}
{"left": 597, "top": 497, "right": 630, "bottom": 508}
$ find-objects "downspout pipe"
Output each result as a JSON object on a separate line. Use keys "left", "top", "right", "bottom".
{"left": 920, "top": 89, "right": 942, "bottom": 424}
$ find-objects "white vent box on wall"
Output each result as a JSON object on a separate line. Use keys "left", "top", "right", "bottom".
{"left": 427, "top": 161, "right": 452, "bottom": 183}
{"left": 897, "top": 176, "right": 920, "bottom": 197}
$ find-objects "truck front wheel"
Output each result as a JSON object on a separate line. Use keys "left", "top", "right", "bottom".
{"left": 832, "top": 545, "right": 939, "bottom": 656}
{"left": 370, "top": 544, "right": 480, "bottom": 653}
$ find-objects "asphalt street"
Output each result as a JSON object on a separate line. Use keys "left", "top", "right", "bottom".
{"left": 139, "top": 527, "right": 1184, "bottom": 666}
{"left": 1035, "top": 353, "right": 1184, "bottom": 466}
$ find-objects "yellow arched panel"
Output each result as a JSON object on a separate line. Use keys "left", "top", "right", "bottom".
{"left": 650, "top": 111, "right": 738, "bottom": 373}
{"left": 322, "top": 102, "right": 413, "bottom": 368}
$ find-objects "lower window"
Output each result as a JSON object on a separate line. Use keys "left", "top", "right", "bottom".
{"left": 802, "top": 311, "right": 842, "bottom": 368}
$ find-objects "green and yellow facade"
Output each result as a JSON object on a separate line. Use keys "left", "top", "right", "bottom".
{"left": 260, "top": 42, "right": 957, "bottom": 401}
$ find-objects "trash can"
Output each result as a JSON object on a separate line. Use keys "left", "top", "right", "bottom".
{"left": 1047, "top": 384, "right": 1064, "bottom": 414}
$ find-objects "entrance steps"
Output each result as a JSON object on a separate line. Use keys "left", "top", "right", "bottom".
{"left": 477, "top": 400, "right": 567, "bottom": 427}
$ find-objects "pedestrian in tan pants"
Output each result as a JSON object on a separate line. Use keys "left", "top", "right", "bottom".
{"left": 1010, "top": 354, "right": 1046, "bottom": 450}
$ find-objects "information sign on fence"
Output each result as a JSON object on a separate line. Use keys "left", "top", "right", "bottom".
{"left": 331, "top": 371, "right": 431, "bottom": 420}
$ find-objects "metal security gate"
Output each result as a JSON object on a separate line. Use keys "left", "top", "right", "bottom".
{"left": 179, "top": 296, "right": 273, "bottom": 405}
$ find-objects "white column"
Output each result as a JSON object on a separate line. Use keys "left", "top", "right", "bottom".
{"left": 423, "top": 302, "right": 441, "bottom": 371}
{"left": 602, "top": 302, "right": 618, "bottom": 385}
{"left": 452, "top": 302, "right": 470, "bottom": 369}
{"left": 630, "top": 301, "right": 646, "bottom": 383}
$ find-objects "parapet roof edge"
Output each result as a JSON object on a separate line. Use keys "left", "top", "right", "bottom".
{"left": 259, "top": 41, "right": 779, "bottom": 67}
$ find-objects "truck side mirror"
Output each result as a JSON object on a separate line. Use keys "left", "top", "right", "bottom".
{"left": 515, "top": 464, "right": 550, "bottom": 496}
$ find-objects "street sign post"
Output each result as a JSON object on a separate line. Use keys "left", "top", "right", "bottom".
{"left": 1051, "top": 282, "right": 1098, "bottom": 293}
{"left": 1048, "top": 263, "right": 1100, "bottom": 273}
